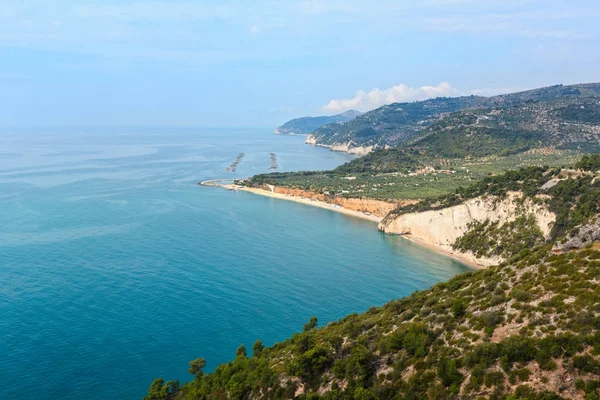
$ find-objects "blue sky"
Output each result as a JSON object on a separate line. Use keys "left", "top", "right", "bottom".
{"left": 0, "top": 0, "right": 598, "bottom": 127}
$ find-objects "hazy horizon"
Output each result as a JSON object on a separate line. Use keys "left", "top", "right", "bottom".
{"left": 1, "top": 1, "right": 598, "bottom": 128}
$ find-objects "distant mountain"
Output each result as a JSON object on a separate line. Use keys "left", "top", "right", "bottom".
{"left": 306, "top": 83, "right": 600, "bottom": 154}
{"left": 333, "top": 93, "right": 600, "bottom": 175}
{"left": 274, "top": 110, "right": 362, "bottom": 135}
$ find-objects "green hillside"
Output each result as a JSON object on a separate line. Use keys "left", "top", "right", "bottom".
{"left": 247, "top": 85, "right": 600, "bottom": 202}
{"left": 308, "top": 83, "right": 600, "bottom": 151}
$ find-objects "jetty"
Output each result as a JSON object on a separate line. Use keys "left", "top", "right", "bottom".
{"left": 268, "top": 153, "right": 278, "bottom": 170}
{"left": 225, "top": 153, "right": 245, "bottom": 172}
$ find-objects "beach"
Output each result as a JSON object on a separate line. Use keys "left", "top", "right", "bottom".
{"left": 202, "top": 181, "right": 481, "bottom": 269}
{"left": 395, "top": 234, "right": 483, "bottom": 270}
{"left": 219, "top": 183, "right": 382, "bottom": 223}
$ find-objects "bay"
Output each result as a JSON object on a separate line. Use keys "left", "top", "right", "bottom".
{"left": 0, "top": 128, "right": 470, "bottom": 399}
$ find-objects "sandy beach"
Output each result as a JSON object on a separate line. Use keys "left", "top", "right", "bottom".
{"left": 395, "top": 234, "right": 483, "bottom": 270}
{"left": 221, "top": 184, "right": 382, "bottom": 223}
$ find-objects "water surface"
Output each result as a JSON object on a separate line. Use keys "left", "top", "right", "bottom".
{"left": 0, "top": 128, "right": 470, "bottom": 399}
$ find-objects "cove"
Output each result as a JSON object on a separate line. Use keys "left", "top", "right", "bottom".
{"left": 0, "top": 128, "right": 470, "bottom": 399}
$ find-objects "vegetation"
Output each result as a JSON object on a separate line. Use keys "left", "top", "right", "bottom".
{"left": 151, "top": 156, "right": 600, "bottom": 399}
{"left": 553, "top": 101, "right": 600, "bottom": 125}
{"left": 275, "top": 110, "right": 362, "bottom": 135}
{"left": 575, "top": 154, "right": 600, "bottom": 171}
{"left": 244, "top": 153, "right": 579, "bottom": 202}
{"left": 308, "top": 83, "right": 600, "bottom": 151}
{"left": 246, "top": 86, "right": 600, "bottom": 203}
{"left": 147, "top": 244, "right": 600, "bottom": 399}
{"left": 453, "top": 215, "right": 545, "bottom": 259}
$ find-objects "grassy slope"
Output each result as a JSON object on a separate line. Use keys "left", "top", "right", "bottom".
{"left": 147, "top": 158, "right": 600, "bottom": 400}
{"left": 246, "top": 152, "right": 580, "bottom": 202}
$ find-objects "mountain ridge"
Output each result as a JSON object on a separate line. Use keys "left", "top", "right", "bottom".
{"left": 274, "top": 110, "right": 362, "bottom": 136}
{"left": 305, "top": 83, "right": 600, "bottom": 154}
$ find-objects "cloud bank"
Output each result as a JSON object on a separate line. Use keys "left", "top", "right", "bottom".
{"left": 322, "top": 82, "right": 459, "bottom": 112}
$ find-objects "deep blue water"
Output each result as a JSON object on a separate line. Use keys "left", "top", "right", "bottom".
{"left": 0, "top": 128, "right": 470, "bottom": 399}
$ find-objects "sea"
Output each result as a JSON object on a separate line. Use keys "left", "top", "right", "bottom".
{"left": 0, "top": 128, "right": 470, "bottom": 399}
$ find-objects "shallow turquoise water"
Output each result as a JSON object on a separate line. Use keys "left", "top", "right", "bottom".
{"left": 0, "top": 128, "right": 470, "bottom": 399}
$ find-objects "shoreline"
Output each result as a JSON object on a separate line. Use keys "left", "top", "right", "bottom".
{"left": 201, "top": 181, "right": 481, "bottom": 269}
{"left": 215, "top": 183, "right": 382, "bottom": 223}
{"left": 394, "top": 234, "right": 483, "bottom": 270}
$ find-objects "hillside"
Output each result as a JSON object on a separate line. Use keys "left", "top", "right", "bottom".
{"left": 246, "top": 85, "right": 600, "bottom": 203}
{"left": 306, "top": 96, "right": 484, "bottom": 153}
{"left": 306, "top": 83, "right": 600, "bottom": 154}
{"left": 408, "top": 97, "right": 600, "bottom": 158}
{"left": 274, "top": 110, "right": 362, "bottom": 135}
{"left": 147, "top": 156, "right": 600, "bottom": 400}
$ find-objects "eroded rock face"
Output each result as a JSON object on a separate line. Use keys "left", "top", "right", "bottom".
{"left": 305, "top": 134, "right": 317, "bottom": 145}
{"left": 378, "top": 192, "right": 556, "bottom": 267}
{"left": 304, "top": 135, "right": 374, "bottom": 156}
{"left": 554, "top": 216, "right": 600, "bottom": 251}
{"left": 262, "top": 185, "right": 415, "bottom": 218}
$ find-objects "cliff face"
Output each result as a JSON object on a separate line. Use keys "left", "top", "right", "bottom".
{"left": 554, "top": 215, "right": 600, "bottom": 252}
{"left": 378, "top": 192, "right": 556, "bottom": 267}
{"left": 261, "top": 185, "right": 415, "bottom": 218}
{"left": 305, "top": 135, "right": 375, "bottom": 156}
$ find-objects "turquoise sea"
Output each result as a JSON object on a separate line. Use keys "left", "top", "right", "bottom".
{"left": 0, "top": 129, "right": 470, "bottom": 399}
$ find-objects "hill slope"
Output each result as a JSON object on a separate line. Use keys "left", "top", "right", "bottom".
{"left": 306, "top": 83, "right": 600, "bottom": 154}
{"left": 147, "top": 157, "right": 600, "bottom": 400}
{"left": 243, "top": 87, "right": 600, "bottom": 203}
{"left": 274, "top": 110, "right": 362, "bottom": 135}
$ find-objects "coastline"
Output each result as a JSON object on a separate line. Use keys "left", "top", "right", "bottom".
{"left": 395, "top": 234, "right": 483, "bottom": 270}
{"left": 201, "top": 181, "right": 481, "bottom": 269}
{"left": 216, "top": 183, "right": 382, "bottom": 223}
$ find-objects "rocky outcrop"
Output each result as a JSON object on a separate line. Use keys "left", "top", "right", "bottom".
{"left": 260, "top": 185, "right": 414, "bottom": 218}
{"left": 305, "top": 134, "right": 317, "bottom": 145}
{"left": 553, "top": 216, "right": 600, "bottom": 252}
{"left": 274, "top": 128, "right": 307, "bottom": 135}
{"left": 378, "top": 192, "right": 556, "bottom": 267}
{"left": 304, "top": 135, "right": 375, "bottom": 156}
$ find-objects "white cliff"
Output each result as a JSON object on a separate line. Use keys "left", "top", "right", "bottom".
{"left": 378, "top": 192, "right": 556, "bottom": 267}
{"left": 304, "top": 135, "right": 374, "bottom": 156}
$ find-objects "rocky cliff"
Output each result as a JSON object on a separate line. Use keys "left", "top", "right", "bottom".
{"left": 305, "top": 134, "right": 375, "bottom": 156}
{"left": 378, "top": 192, "right": 556, "bottom": 267}
{"left": 264, "top": 185, "right": 410, "bottom": 218}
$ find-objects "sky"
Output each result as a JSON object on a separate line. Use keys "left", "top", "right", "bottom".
{"left": 0, "top": 0, "right": 599, "bottom": 128}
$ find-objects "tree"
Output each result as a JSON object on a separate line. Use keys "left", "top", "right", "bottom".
{"left": 252, "top": 339, "right": 265, "bottom": 357}
{"left": 145, "top": 378, "right": 179, "bottom": 400}
{"left": 236, "top": 344, "right": 247, "bottom": 358}
{"left": 188, "top": 358, "right": 206, "bottom": 378}
{"left": 354, "top": 387, "right": 377, "bottom": 400}
{"left": 451, "top": 300, "right": 467, "bottom": 318}
{"left": 304, "top": 316, "right": 318, "bottom": 332}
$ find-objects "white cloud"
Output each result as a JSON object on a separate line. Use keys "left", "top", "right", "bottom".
{"left": 321, "top": 82, "right": 459, "bottom": 112}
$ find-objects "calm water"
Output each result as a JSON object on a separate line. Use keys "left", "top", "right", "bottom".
{"left": 0, "top": 128, "right": 470, "bottom": 399}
